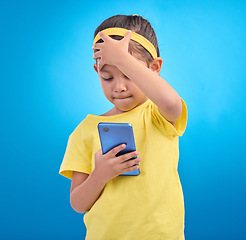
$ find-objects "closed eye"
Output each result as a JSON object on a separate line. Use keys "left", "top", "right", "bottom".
{"left": 102, "top": 77, "right": 113, "bottom": 81}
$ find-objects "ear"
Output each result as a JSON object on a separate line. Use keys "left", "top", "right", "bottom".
{"left": 93, "top": 63, "right": 99, "bottom": 73}
{"left": 149, "top": 57, "right": 163, "bottom": 74}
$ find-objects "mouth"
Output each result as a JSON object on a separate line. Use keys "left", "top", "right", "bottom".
{"left": 113, "top": 96, "right": 132, "bottom": 100}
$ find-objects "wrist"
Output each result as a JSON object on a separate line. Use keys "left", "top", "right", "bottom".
{"left": 90, "top": 168, "right": 108, "bottom": 186}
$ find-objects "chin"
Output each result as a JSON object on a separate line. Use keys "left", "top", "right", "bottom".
{"left": 110, "top": 96, "right": 145, "bottom": 112}
{"left": 116, "top": 102, "right": 138, "bottom": 112}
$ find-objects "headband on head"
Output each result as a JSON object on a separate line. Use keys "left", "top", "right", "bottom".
{"left": 93, "top": 27, "right": 158, "bottom": 59}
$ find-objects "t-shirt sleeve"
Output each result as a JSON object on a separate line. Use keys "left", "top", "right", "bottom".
{"left": 59, "top": 123, "right": 92, "bottom": 179}
{"left": 149, "top": 98, "right": 188, "bottom": 136}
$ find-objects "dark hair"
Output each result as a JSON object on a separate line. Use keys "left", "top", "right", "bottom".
{"left": 94, "top": 15, "right": 160, "bottom": 67}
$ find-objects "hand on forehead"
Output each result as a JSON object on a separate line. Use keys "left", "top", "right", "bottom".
{"left": 92, "top": 30, "right": 132, "bottom": 70}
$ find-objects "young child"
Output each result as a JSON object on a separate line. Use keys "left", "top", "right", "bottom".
{"left": 59, "top": 14, "right": 187, "bottom": 240}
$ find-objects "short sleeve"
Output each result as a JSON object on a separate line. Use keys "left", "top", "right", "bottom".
{"left": 149, "top": 98, "right": 188, "bottom": 136}
{"left": 59, "top": 123, "right": 92, "bottom": 179}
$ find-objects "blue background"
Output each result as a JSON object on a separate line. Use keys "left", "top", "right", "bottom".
{"left": 1, "top": 0, "right": 245, "bottom": 239}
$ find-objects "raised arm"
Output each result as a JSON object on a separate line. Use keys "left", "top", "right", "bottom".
{"left": 115, "top": 54, "right": 182, "bottom": 125}
{"left": 92, "top": 31, "right": 182, "bottom": 125}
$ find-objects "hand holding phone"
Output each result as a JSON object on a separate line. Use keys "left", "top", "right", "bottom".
{"left": 94, "top": 144, "right": 141, "bottom": 183}
{"left": 97, "top": 123, "right": 141, "bottom": 177}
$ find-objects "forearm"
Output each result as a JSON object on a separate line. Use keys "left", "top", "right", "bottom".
{"left": 70, "top": 170, "right": 106, "bottom": 213}
{"left": 93, "top": 30, "right": 182, "bottom": 122}
{"left": 116, "top": 53, "right": 182, "bottom": 122}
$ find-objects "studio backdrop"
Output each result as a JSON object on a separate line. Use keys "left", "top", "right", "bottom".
{"left": 0, "top": 0, "right": 245, "bottom": 239}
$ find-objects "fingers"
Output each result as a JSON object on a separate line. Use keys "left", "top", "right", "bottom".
{"left": 107, "top": 144, "right": 140, "bottom": 163}
{"left": 95, "top": 30, "right": 132, "bottom": 43}
{"left": 92, "top": 52, "right": 105, "bottom": 70}
{"left": 97, "top": 59, "right": 105, "bottom": 71}
{"left": 122, "top": 156, "right": 142, "bottom": 168}
{"left": 122, "top": 30, "right": 132, "bottom": 43}
{"left": 92, "top": 43, "right": 104, "bottom": 69}
{"left": 107, "top": 144, "right": 126, "bottom": 157}
{"left": 121, "top": 163, "right": 140, "bottom": 174}
{"left": 98, "top": 145, "right": 141, "bottom": 177}
{"left": 118, "top": 150, "right": 139, "bottom": 163}
{"left": 115, "top": 149, "right": 141, "bottom": 174}
{"left": 92, "top": 30, "right": 132, "bottom": 67}
{"left": 92, "top": 30, "right": 132, "bottom": 50}
{"left": 92, "top": 43, "right": 102, "bottom": 50}
{"left": 120, "top": 157, "right": 141, "bottom": 174}
{"left": 98, "top": 31, "right": 110, "bottom": 42}
{"left": 92, "top": 51, "right": 101, "bottom": 60}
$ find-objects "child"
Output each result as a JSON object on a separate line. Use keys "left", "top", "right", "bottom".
{"left": 59, "top": 14, "right": 187, "bottom": 240}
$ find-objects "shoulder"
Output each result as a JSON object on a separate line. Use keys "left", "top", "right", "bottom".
{"left": 69, "top": 115, "right": 97, "bottom": 143}
{"left": 73, "top": 114, "right": 98, "bottom": 131}
{"left": 143, "top": 98, "right": 188, "bottom": 137}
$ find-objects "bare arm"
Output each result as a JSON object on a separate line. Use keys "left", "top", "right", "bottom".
{"left": 70, "top": 145, "right": 141, "bottom": 213}
{"left": 93, "top": 31, "right": 182, "bottom": 125}
{"left": 70, "top": 171, "right": 106, "bottom": 213}
{"left": 115, "top": 54, "right": 182, "bottom": 124}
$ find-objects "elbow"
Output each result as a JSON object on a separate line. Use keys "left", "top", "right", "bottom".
{"left": 172, "top": 97, "right": 183, "bottom": 120}
{"left": 159, "top": 97, "right": 182, "bottom": 124}
{"left": 166, "top": 97, "right": 182, "bottom": 120}
{"left": 71, "top": 205, "right": 86, "bottom": 214}
{"left": 70, "top": 193, "right": 87, "bottom": 214}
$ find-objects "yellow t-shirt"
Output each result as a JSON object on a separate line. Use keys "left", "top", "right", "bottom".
{"left": 59, "top": 98, "right": 187, "bottom": 240}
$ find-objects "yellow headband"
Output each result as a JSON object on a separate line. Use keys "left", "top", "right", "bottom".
{"left": 93, "top": 27, "right": 157, "bottom": 59}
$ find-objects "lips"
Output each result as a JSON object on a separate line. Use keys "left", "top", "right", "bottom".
{"left": 113, "top": 96, "right": 132, "bottom": 99}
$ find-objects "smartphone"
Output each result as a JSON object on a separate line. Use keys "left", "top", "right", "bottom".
{"left": 97, "top": 122, "right": 140, "bottom": 176}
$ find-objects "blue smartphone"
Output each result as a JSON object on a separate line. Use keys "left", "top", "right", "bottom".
{"left": 97, "top": 122, "right": 140, "bottom": 176}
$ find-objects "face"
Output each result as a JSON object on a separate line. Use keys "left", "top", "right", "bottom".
{"left": 94, "top": 61, "right": 148, "bottom": 114}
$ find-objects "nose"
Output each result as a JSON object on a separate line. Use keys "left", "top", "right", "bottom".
{"left": 114, "top": 77, "right": 127, "bottom": 93}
